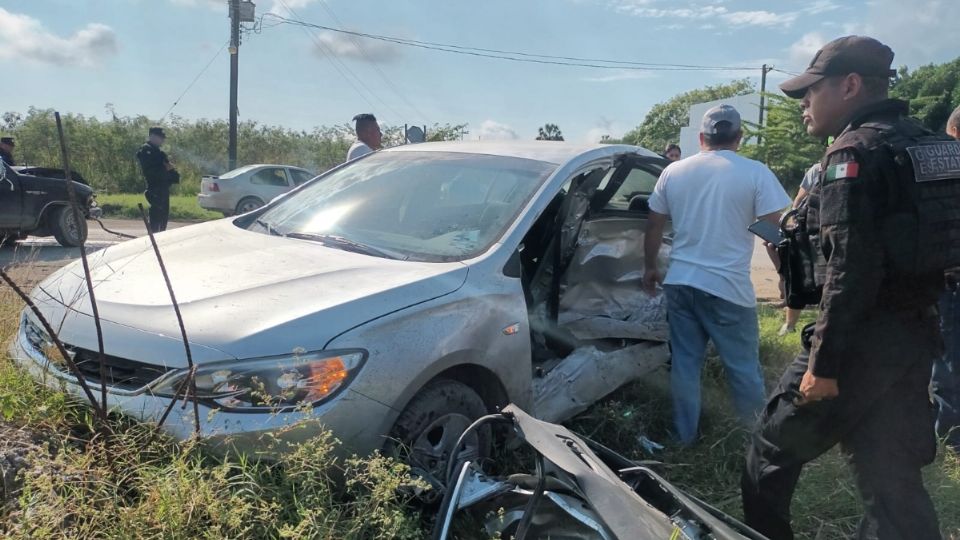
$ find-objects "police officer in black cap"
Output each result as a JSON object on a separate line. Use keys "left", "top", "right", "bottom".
{"left": 136, "top": 127, "right": 177, "bottom": 232}
{"left": 0, "top": 137, "right": 16, "bottom": 166}
{"left": 741, "top": 35, "right": 946, "bottom": 539}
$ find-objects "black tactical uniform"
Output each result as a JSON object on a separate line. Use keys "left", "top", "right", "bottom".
{"left": 742, "top": 98, "right": 944, "bottom": 539}
{"left": 0, "top": 137, "right": 15, "bottom": 167}
{"left": 136, "top": 138, "right": 171, "bottom": 233}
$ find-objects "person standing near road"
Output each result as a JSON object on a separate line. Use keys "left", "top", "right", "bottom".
{"left": 934, "top": 104, "right": 960, "bottom": 452}
{"left": 346, "top": 113, "right": 382, "bottom": 161}
{"left": 741, "top": 36, "right": 948, "bottom": 539}
{"left": 643, "top": 104, "right": 790, "bottom": 446}
{"left": 0, "top": 137, "right": 16, "bottom": 166}
{"left": 136, "top": 127, "right": 177, "bottom": 233}
{"left": 664, "top": 143, "right": 681, "bottom": 162}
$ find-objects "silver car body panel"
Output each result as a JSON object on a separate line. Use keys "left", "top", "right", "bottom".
{"left": 12, "top": 141, "right": 668, "bottom": 456}
{"left": 198, "top": 164, "right": 314, "bottom": 214}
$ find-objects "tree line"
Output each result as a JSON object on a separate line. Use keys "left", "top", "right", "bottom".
{"left": 0, "top": 107, "right": 467, "bottom": 195}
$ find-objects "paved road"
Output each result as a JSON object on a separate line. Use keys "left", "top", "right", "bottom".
{"left": 0, "top": 219, "right": 191, "bottom": 286}
{"left": 751, "top": 237, "right": 781, "bottom": 301}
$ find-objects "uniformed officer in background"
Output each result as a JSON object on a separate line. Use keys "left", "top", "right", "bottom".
{"left": 0, "top": 137, "right": 16, "bottom": 166}
{"left": 136, "top": 127, "right": 176, "bottom": 233}
{"left": 741, "top": 36, "right": 945, "bottom": 539}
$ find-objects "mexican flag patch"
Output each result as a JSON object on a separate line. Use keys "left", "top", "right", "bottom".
{"left": 824, "top": 161, "right": 859, "bottom": 183}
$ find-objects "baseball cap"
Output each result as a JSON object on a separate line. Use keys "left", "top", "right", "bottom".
{"left": 701, "top": 104, "right": 741, "bottom": 135}
{"left": 780, "top": 35, "right": 896, "bottom": 99}
{"left": 148, "top": 127, "right": 166, "bottom": 138}
{"left": 0, "top": 137, "right": 13, "bottom": 146}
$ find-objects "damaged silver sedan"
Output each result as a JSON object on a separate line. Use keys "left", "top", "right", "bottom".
{"left": 11, "top": 141, "right": 672, "bottom": 481}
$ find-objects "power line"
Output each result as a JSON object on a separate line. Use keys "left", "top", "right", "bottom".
{"left": 771, "top": 67, "right": 802, "bottom": 77}
{"left": 159, "top": 39, "right": 229, "bottom": 122}
{"left": 275, "top": 0, "right": 404, "bottom": 123}
{"left": 260, "top": 13, "right": 765, "bottom": 73}
{"left": 316, "top": 0, "right": 431, "bottom": 123}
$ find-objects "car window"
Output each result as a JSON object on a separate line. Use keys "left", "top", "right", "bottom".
{"left": 250, "top": 167, "right": 289, "bottom": 187}
{"left": 252, "top": 151, "right": 556, "bottom": 262}
{"left": 291, "top": 169, "right": 314, "bottom": 186}
{"left": 604, "top": 167, "right": 660, "bottom": 211}
{"left": 219, "top": 164, "right": 258, "bottom": 179}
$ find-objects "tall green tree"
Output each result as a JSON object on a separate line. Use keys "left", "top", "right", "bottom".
{"left": 741, "top": 93, "right": 826, "bottom": 194}
{"left": 622, "top": 79, "right": 754, "bottom": 151}
{"left": 426, "top": 123, "right": 469, "bottom": 142}
{"left": 536, "top": 123, "right": 564, "bottom": 141}
{"left": 891, "top": 57, "right": 960, "bottom": 132}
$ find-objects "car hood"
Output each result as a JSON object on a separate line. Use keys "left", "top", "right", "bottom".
{"left": 33, "top": 220, "right": 468, "bottom": 365}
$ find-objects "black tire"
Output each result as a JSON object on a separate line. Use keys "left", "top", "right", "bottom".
{"left": 234, "top": 197, "right": 264, "bottom": 215}
{"left": 51, "top": 206, "right": 88, "bottom": 247}
{"left": 386, "top": 379, "right": 490, "bottom": 491}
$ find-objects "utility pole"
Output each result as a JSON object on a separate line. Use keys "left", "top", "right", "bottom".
{"left": 228, "top": 0, "right": 240, "bottom": 171}
{"left": 757, "top": 64, "right": 771, "bottom": 146}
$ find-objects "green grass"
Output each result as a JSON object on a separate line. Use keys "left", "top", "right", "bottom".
{"left": 568, "top": 304, "right": 960, "bottom": 540}
{"left": 0, "top": 277, "right": 957, "bottom": 539}
{"left": 0, "top": 285, "right": 427, "bottom": 539}
{"left": 97, "top": 193, "right": 223, "bottom": 222}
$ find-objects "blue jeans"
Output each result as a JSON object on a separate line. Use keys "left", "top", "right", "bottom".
{"left": 936, "top": 290, "right": 960, "bottom": 450}
{"left": 664, "top": 284, "right": 766, "bottom": 445}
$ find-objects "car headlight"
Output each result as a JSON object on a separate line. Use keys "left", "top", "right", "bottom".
{"left": 151, "top": 349, "right": 366, "bottom": 412}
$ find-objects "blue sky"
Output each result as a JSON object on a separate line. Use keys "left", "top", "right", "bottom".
{"left": 2, "top": 0, "right": 958, "bottom": 143}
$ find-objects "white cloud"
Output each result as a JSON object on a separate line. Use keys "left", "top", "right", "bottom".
{"left": 268, "top": 0, "right": 319, "bottom": 16}
{"left": 477, "top": 120, "right": 518, "bottom": 141}
{"left": 603, "top": 1, "right": 842, "bottom": 28}
{"left": 582, "top": 69, "right": 658, "bottom": 83}
{"left": 610, "top": 3, "right": 796, "bottom": 27}
{"left": 783, "top": 1, "right": 959, "bottom": 72}
{"left": 722, "top": 10, "right": 797, "bottom": 28}
{"left": 788, "top": 32, "right": 827, "bottom": 68}
{"left": 803, "top": 0, "right": 841, "bottom": 15}
{"left": 617, "top": 5, "right": 727, "bottom": 18}
{"left": 860, "top": 0, "right": 960, "bottom": 68}
{"left": 584, "top": 117, "right": 624, "bottom": 143}
{"left": 312, "top": 31, "right": 401, "bottom": 63}
{"left": 168, "top": 0, "right": 222, "bottom": 7}
{"left": 0, "top": 8, "right": 117, "bottom": 67}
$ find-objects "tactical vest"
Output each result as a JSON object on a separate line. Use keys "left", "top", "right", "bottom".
{"left": 866, "top": 117, "right": 960, "bottom": 276}
{"left": 778, "top": 117, "right": 960, "bottom": 309}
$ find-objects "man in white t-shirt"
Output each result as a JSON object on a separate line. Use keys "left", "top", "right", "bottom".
{"left": 643, "top": 104, "right": 790, "bottom": 445}
{"left": 346, "top": 113, "right": 383, "bottom": 161}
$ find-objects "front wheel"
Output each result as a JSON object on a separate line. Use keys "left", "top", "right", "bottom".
{"left": 235, "top": 197, "right": 264, "bottom": 215}
{"left": 386, "top": 379, "right": 490, "bottom": 493}
{"left": 51, "top": 206, "right": 88, "bottom": 247}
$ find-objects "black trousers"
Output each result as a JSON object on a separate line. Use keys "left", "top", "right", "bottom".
{"left": 145, "top": 186, "right": 170, "bottom": 233}
{"left": 742, "top": 311, "right": 942, "bottom": 540}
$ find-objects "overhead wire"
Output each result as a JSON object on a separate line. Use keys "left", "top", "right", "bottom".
{"left": 260, "top": 13, "right": 766, "bottom": 73}
{"left": 158, "top": 39, "right": 230, "bottom": 122}
{"left": 316, "top": 0, "right": 432, "bottom": 123}
{"left": 275, "top": 0, "right": 405, "bottom": 123}
{"left": 771, "top": 67, "right": 802, "bottom": 77}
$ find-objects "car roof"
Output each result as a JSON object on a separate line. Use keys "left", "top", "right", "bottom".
{"left": 244, "top": 164, "right": 310, "bottom": 170}
{"left": 383, "top": 141, "right": 661, "bottom": 165}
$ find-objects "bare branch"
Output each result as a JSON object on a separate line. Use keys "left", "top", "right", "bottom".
{"left": 136, "top": 203, "right": 201, "bottom": 435}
